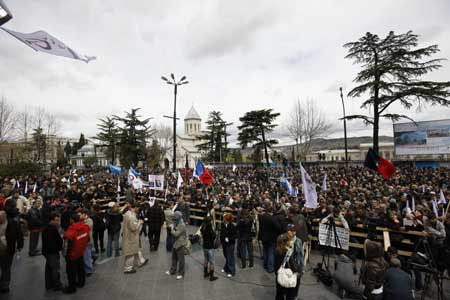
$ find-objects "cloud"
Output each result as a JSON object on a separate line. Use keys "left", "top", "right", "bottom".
{"left": 187, "top": 2, "right": 282, "bottom": 59}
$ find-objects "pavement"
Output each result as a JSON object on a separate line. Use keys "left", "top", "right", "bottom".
{"left": 3, "top": 226, "right": 448, "bottom": 300}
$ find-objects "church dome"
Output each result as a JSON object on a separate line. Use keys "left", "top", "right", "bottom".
{"left": 185, "top": 106, "right": 201, "bottom": 120}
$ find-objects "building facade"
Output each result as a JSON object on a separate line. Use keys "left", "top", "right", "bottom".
{"left": 166, "top": 106, "right": 206, "bottom": 168}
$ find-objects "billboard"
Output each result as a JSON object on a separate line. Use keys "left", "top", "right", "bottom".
{"left": 393, "top": 119, "right": 450, "bottom": 155}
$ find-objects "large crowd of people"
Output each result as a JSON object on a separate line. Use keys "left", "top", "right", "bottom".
{"left": 0, "top": 164, "right": 449, "bottom": 299}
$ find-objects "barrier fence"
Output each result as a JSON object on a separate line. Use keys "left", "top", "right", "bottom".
{"left": 96, "top": 197, "right": 423, "bottom": 257}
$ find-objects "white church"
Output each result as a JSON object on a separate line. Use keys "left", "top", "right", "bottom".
{"left": 167, "top": 106, "right": 206, "bottom": 168}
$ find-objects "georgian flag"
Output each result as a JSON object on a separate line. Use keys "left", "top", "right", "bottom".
{"left": 1, "top": 27, "right": 96, "bottom": 63}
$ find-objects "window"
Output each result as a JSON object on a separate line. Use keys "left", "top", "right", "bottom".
{"left": 190, "top": 124, "right": 192, "bottom": 131}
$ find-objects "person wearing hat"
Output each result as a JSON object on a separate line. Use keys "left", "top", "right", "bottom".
{"left": 122, "top": 202, "right": 148, "bottom": 274}
{"left": 166, "top": 211, "right": 187, "bottom": 280}
{"left": 383, "top": 258, "right": 414, "bottom": 300}
{"left": 286, "top": 223, "right": 304, "bottom": 299}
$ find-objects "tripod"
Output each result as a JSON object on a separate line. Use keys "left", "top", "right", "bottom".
{"left": 411, "top": 238, "right": 446, "bottom": 300}
{"left": 320, "top": 217, "right": 342, "bottom": 272}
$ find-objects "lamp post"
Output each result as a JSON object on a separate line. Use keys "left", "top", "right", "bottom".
{"left": 340, "top": 87, "right": 348, "bottom": 164}
{"left": 0, "top": 0, "right": 13, "bottom": 26}
{"left": 161, "top": 74, "right": 189, "bottom": 172}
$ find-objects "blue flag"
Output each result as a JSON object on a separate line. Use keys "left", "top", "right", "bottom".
{"left": 130, "top": 167, "right": 141, "bottom": 177}
{"left": 109, "top": 164, "right": 122, "bottom": 175}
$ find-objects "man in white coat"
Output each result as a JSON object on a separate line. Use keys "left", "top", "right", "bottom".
{"left": 122, "top": 202, "right": 148, "bottom": 274}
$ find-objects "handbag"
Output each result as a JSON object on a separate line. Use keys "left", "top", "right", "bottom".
{"left": 277, "top": 254, "right": 298, "bottom": 288}
{"left": 184, "top": 238, "right": 192, "bottom": 255}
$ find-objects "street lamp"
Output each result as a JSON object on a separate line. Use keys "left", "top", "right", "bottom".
{"left": 340, "top": 87, "right": 348, "bottom": 164}
{"left": 0, "top": 0, "right": 12, "bottom": 26}
{"left": 161, "top": 74, "right": 189, "bottom": 171}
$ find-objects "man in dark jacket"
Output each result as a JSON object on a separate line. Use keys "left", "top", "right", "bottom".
{"left": 258, "top": 206, "right": 280, "bottom": 273}
{"left": 146, "top": 201, "right": 165, "bottom": 251}
{"left": 0, "top": 207, "right": 24, "bottom": 293}
{"left": 105, "top": 203, "right": 123, "bottom": 257}
{"left": 42, "top": 213, "right": 63, "bottom": 291}
{"left": 27, "top": 199, "right": 44, "bottom": 256}
{"left": 383, "top": 258, "right": 414, "bottom": 300}
{"left": 361, "top": 239, "right": 389, "bottom": 300}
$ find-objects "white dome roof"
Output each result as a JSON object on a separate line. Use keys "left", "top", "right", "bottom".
{"left": 185, "top": 106, "right": 201, "bottom": 120}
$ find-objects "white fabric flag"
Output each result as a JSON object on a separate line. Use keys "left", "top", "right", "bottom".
{"left": 439, "top": 189, "right": 447, "bottom": 204}
{"left": 232, "top": 164, "right": 237, "bottom": 172}
{"left": 300, "top": 163, "right": 318, "bottom": 209}
{"left": 177, "top": 171, "right": 183, "bottom": 190}
{"left": 432, "top": 200, "right": 439, "bottom": 217}
{"left": 128, "top": 169, "right": 143, "bottom": 190}
{"left": 1, "top": 27, "right": 96, "bottom": 63}
{"left": 32, "top": 182, "right": 37, "bottom": 193}
{"left": 321, "top": 174, "right": 327, "bottom": 192}
{"left": 24, "top": 181, "right": 28, "bottom": 194}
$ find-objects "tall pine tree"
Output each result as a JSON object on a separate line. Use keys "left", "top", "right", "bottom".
{"left": 238, "top": 109, "right": 280, "bottom": 165}
{"left": 94, "top": 116, "right": 120, "bottom": 164}
{"left": 344, "top": 31, "right": 450, "bottom": 154}
{"left": 196, "top": 111, "right": 231, "bottom": 162}
{"left": 114, "top": 108, "right": 154, "bottom": 167}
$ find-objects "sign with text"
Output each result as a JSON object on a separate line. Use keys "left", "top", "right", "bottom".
{"left": 394, "top": 119, "right": 450, "bottom": 155}
{"left": 318, "top": 223, "right": 350, "bottom": 250}
{"left": 148, "top": 175, "right": 164, "bottom": 191}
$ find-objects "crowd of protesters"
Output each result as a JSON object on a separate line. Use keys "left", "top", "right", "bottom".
{"left": 0, "top": 164, "right": 449, "bottom": 299}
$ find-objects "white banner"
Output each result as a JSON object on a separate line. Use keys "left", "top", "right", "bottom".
{"left": 318, "top": 223, "right": 350, "bottom": 250}
{"left": 1, "top": 27, "right": 96, "bottom": 63}
{"left": 300, "top": 163, "right": 318, "bottom": 209}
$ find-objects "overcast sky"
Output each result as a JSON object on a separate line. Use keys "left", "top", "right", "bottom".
{"left": 2, "top": 0, "right": 450, "bottom": 145}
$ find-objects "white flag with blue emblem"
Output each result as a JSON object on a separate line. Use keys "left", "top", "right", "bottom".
{"left": 1, "top": 27, "right": 96, "bottom": 63}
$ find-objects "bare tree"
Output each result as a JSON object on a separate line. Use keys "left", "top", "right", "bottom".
{"left": 285, "top": 99, "right": 331, "bottom": 160}
{"left": 153, "top": 123, "right": 173, "bottom": 157}
{"left": 32, "top": 106, "right": 47, "bottom": 130}
{"left": 15, "top": 106, "right": 33, "bottom": 143}
{"left": 0, "top": 95, "right": 16, "bottom": 142}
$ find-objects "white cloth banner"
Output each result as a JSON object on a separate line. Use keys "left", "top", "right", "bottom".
{"left": 1, "top": 27, "right": 96, "bottom": 63}
{"left": 300, "top": 163, "right": 318, "bottom": 209}
{"left": 318, "top": 224, "right": 350, "bottom": 250}
{"left": 321, "top": 174, "right": 327, "bottom": 192}
{"left": 177, "top": 171, "right": 183, "bottom": 190}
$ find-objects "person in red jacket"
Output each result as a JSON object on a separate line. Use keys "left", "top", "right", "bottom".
{"left": 62, "top": 213, "right": 90, "bottom": 294}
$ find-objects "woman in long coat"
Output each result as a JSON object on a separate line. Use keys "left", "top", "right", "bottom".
{"left": 122, "top": 203, "right": 148, "bottom": 273}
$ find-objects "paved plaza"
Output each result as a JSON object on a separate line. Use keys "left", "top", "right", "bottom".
{"left": 4, "top": 227, "right": 449, "bottom": 300}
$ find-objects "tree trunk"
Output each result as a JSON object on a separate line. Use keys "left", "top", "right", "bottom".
{"left": 373, "top": 51, "right": 380, "bottom": 156}
{"left": 373, "top": 105, "right": 380, "bottom": 156}
{"left": 261, "top": 129, "right": 270, "bottom": 166}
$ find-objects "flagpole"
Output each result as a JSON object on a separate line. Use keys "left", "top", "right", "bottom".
{"left": 445, "top": 199, "right": 450, "bottom": 217}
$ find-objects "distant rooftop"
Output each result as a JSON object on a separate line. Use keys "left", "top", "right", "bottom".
{"left": 185, "top": 106, "right": 201, "bottom": 120}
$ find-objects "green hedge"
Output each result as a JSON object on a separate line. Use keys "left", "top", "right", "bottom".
{"left": 0, "top": 162, "right": 43, "bottom": 177}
